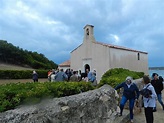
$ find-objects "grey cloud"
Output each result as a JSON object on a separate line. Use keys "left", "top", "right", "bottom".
{"left": 1, "top": 0, "right": 164, "bottom": 66}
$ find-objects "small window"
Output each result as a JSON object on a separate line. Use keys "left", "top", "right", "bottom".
{"left": 137, "top": 53, "right": 140, "bottom": 60}
{"left": 86, "top": 28, "right": 89, "bottom": 35}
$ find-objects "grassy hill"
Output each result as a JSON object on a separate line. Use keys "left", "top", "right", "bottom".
{"left": 0, "top": 63, "right": 34, "bottom": 70}
{"left": 0, "top": 40, "right": 58, "bottom": 69}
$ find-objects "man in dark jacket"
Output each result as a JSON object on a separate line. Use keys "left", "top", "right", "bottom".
{"left": 151, "top": 73, "right": 164, "bottom": 111}
{"left": 115, "top": 76, "right": 139, "bottom": 123}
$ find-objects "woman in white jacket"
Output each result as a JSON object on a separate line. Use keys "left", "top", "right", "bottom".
{"left": 142, "top": 75, "right": 157, "bottom": 123}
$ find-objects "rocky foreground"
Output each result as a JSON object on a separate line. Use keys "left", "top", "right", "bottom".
{"left": 0, "top": 84, "right": 123, "bottom": 123}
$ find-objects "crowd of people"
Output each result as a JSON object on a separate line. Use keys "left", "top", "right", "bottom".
{"left": 47, "top": 68, "right": 97, "bottom": 85}
{"left": 115, "top": 73, "right": 164, "bottom": 123}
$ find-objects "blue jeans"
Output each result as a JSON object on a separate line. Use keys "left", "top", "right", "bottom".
{"left": 120, "top": 95, "right": 135, "bottom": 120}
{"left": 153, "top": 94, "right": 164, "bottom": 110}
{"left": 157, "top": 94, "right": 164, "bottom": 107}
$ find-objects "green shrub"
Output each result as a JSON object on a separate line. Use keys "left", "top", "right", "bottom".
{"left": 0, "top": 81, "right": 94, "bottom": 112}
{"left": 98, "top": 68, "right": 144, "bottom": 88}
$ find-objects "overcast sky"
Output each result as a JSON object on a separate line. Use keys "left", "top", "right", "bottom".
{"left": 0, "top": 0, "right": 164, "bottom": 67}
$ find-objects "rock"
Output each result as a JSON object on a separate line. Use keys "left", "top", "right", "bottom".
{"left": 0, "top": 84, "right": 122, "bottom": 123}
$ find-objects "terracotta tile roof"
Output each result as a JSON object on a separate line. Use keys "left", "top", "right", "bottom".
{"left": 71, "top": 41, "right": 148, "bottom": 54}
{"left": 58, "top": 60, "right": 70, "bottom": 67}
{"left": 94, "top": 41, "right": 148, "bottom": 54}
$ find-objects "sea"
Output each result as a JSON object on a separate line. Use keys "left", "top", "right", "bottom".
{"left": 149, "top": 69, "right": 164, "bottom": 78}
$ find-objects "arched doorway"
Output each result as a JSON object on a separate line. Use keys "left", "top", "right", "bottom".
{"left": 84, "top": 64, "right": 90, "bottom": 73}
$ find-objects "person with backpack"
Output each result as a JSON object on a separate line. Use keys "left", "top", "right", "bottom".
{"left": 115, "top": 76, "right": 139, "bottom": 123}
{"left": 151, "top": 73, "right": 164, "bottom": 112}
{"left": 142, "top": 75, "right": 157, "bottom": 123}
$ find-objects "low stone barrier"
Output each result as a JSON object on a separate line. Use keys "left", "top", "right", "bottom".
{"left": 0, "top": 84, "right": 123, "bottom": 123}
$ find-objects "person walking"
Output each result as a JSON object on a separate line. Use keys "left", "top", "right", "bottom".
{"left": 32, "top": 70, "right": 38, "bottom": 82}
{"left": 151, "top": 73, "right": 164, "bottom": 111}
{"left": 115, "top": 76, "right": 139, "bottom": 123}
{"left": 142, "top": 75, "right": 157, "bottom": 123}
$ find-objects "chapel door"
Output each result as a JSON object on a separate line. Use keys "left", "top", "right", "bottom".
{"left": 84, "top": 64, "right": 90, "bottom": 73}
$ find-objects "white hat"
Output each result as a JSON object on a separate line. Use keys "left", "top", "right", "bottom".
{"left": 126, "top": 76, "right": 133, "bottom": 81}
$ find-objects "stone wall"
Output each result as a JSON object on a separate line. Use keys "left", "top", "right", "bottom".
{"left": 0, "top": 84, "right": 120, "bottom": 123}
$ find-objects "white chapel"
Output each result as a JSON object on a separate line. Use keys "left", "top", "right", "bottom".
{"left": 62, "top": 25, "right": 148, "bottom": 83}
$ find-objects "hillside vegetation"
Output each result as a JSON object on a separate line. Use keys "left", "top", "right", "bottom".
{"left": 0, "top": 40, "right": 58, "bottom": 69}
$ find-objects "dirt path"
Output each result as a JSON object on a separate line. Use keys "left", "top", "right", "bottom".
{"left": 0, "top": 63, "right": 34, "bottom": 70}
{"left": 132, "top": 91, "right": 164, "bottom": 123}
{"left": 0, "top": 78, "right": 48, "bottom": 85}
